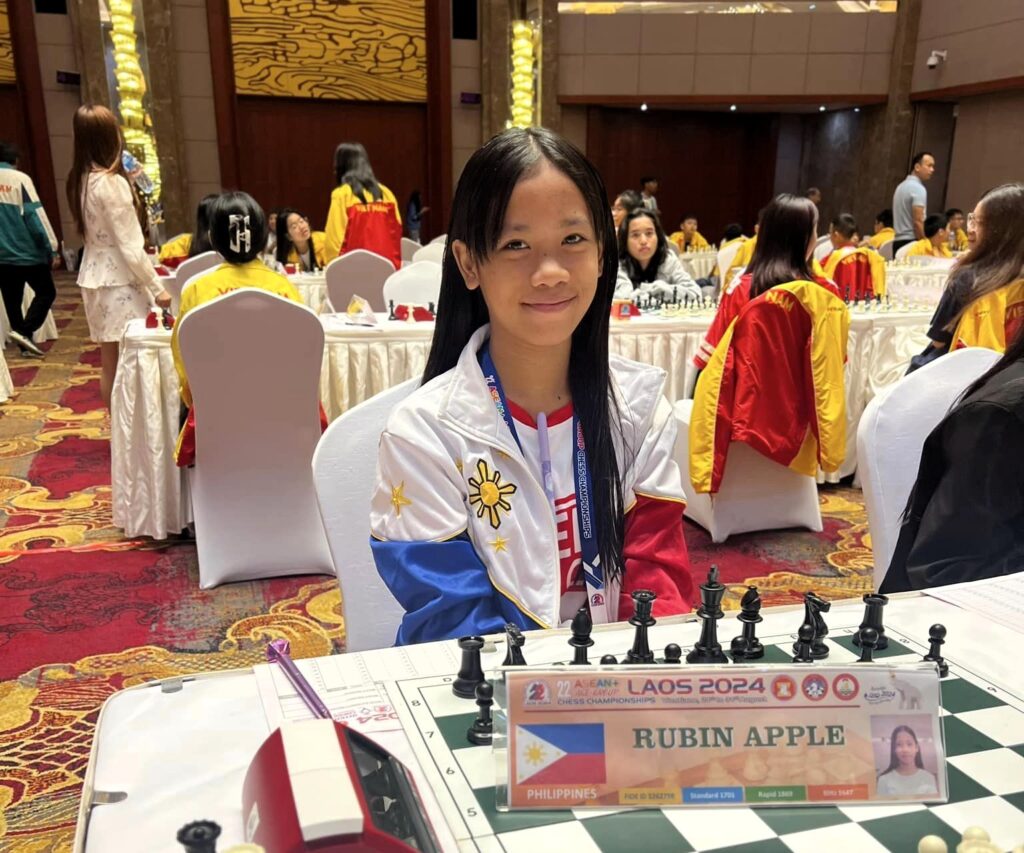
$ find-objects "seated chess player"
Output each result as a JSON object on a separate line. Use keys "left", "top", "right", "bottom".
{"left": 881, "top": 323, "right": 1024, "bottom": 593}
{"left": 158, "top": 194, "right": 216, "bottom": 268}
{"left": 614, "top": 209, "right": 701, "bottom": 302}
{"left": 694, "top": 194, "right": 840, "bottom": 370}
{"left": 822, "top": 213, "right": 886, "bottom": 301}
{"left": 945, "top": 208, "right": 970, "bottom": 252}
{"left": 170, "top": 192, "right": 304, "bottom": 466}
{"left": 611, "top": 189, "right": 642, "bottom": 231}
{"left": 669, "top": 214, "right": 710, "bottom": 253}
{"left": 903, "top": 214, "right": 954, "bottom": 259}
{"left": 274, "top": 208, "right": 328, "bottom": 273}
{"left": 863, "top": 209, "right": 895, "bottom": 250}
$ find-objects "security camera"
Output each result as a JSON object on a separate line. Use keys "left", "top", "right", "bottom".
{"left": 927, "top": 50, "right": 948, "bottom": 69}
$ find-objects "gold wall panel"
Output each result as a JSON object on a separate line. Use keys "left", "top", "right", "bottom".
{"left": 0, "top": 0, "right": 15, "bottom": 85}
{"left": 229, "top": 0, "right": 426, "bottom": 102}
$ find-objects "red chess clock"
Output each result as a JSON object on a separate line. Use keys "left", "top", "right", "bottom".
{"left": 242, "top": 719, "right": 440, "bottom": 853}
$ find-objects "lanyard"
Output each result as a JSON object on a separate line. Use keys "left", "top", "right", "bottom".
{"left": 479, "top": 346, "right": 608, "bottom": 623}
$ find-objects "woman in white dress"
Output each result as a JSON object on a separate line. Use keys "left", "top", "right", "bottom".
{"left": 876, "top": 725, "right": 939, "bottom": 796}
{"left": 67, "top": 104, "right": 171, "bottom": 406}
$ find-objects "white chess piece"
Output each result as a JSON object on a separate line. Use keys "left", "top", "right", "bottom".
{"left": 918, "top": 836, "right": 948, "bottom": 853}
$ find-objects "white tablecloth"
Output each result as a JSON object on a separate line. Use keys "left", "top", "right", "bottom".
{"left": 0, "top": 284, "right": 60, "bottom": 343}
{"left": 680, "top": 250, "right": 717, "bottom": 280}
{"left": 112, "top": 309, "right": 930, "bottom": 538}
{"left": 884, "top": 264, "right": 949, "bottom": 308}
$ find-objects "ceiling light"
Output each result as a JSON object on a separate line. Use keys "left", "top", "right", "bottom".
{"left": 854, "top": 107, "right": 861, "bottom": 113}
{"left": 819, "top": 105, "right": 826, "bottom": 112}
{"left": 730, "top": 104, "right": 737, "bottom": 111}
{"left": 640, "top": 103, "right": 648, "bottom": 111}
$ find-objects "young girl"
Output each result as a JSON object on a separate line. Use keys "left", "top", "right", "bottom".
{"left": 68, "top": 104, "right": 172, "bottom": 406}
{"left": 370, "top": 128, "right": 695, "bottom": 645}
{"left": 615, "top": 209, "right": 701, "bottom": 302}
{"left": 274, "top": 208, "right": 327, "bottom": 272}
{"left": 158, "top": 194, "right": 216, "bottom": 267}
{"left": 876, "top": 725, "right": 938, "bottom": 796}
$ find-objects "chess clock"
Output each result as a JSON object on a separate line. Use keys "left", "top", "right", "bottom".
{"left": 242, "top": 719, "right": 440, "bottom": 853}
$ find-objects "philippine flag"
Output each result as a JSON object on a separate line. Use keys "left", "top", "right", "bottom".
{"left": 515, "top": 724, "right": 606, "bottom": 785}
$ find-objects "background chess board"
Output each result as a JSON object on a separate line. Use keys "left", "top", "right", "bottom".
{"left": 387, "top": 622, "right": 1024, "bottom": 853}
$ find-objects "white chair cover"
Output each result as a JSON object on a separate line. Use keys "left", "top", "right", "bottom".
{"left": 400, "top": 237, "right": 421, "bottom": 263}
{"left": 312, "top": 378, "right": 418, "bottom": 652}
{"left": 673, "top": 400, "right": 823, "bottom": 543}
{"left": 382, "top": 260, "right": 442, "bottom": 308}
{"left": 0, "top": 347, "right": 12, "bottom": 402}
{"left": 716, "top": 241, "right": 743, "bottom": 284}
{"left": 666, "top": 241, "right": 681, "bottom": 257}
{"left": 177, "top": 288, "right": 333, "bottom": 588}
{"left": 412, "top": 242, "right": 445, "bottom": 265}
{"left": 429, "top": 233, "right": 447, "bottom": 245}
{"left": 894, "top": 242, "right": 915, "bottom": 260}
{"left": 878, "top": 240, "right": 894, "bottom": 261}
{"left": 856, "top": 347, "right": 1000, "bottom": 590}
{"left": 324, "top": 250, "right": 394, "bottom": 314}
{"left": 169, "top": 251, "right": 220, "bottom": 316}
{"left": 813, "top": 235, "right": 833, "bottom": 262}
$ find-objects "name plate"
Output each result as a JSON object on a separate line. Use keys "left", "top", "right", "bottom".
{"left": 496, "top": 664, "right": 946, "bottom": 809}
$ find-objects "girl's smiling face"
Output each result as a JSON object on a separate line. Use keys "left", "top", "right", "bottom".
{"left": 895, "top": 730, "right": 919, "bottom": 768}
{"left": 451, "top": 160, "right": 601, "bottom": 350}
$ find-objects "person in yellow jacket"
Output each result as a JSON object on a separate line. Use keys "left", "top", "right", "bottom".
{"left": 903, "top": 214, "right": 954, "bottom": 259}
{"left": 324, "top": 142, "right": 402, "bottom": 267}
{"left": 669, "top": 214, "right": 711, "bottom": 253}
{"left": 864, "top": 209, "right": 895, "bottom": 250}
{"left": 158, "top": 194, "right": 216, "bottom": 267}
{"left": 274, "top": 208, "right": 328, "bottom": 272}
{"left": 170, "top": 192, "right": 302, "bottom": 465}
{"left": 945, "top": 208, "right": 970, "bottom": 252}
{"left": 724, "top": 230, "right": 757, "bottom": 287}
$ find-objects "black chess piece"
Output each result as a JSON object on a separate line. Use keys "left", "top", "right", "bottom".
{"left": 792, "top": 591, "right": 831, "bottom": 660}
{"left": 730, "top": 585, "right": 764, "bottom": 661}
{"left": 599, "top": 654, "right": 617, "bottom": 665}
{"left": 664, "top": 643, "right": 682, "bottom": 664}
{"left": 467, "top": 681, "right": 494, "bottom": 746}
{"left": 504, "top": 624, "right": 527, "bottom": 666}
{"left": 625, "top": 590, "right": 657, "bottom": 663}
{"left": 792, "top": 624, "right": 815, "bottom": 663}
{"left": 453, "top": 636, "right": 485, "bottom": 698}
{"left": 569, "top": 607, "right": 594, "bottom": 665}
{"left": 922, "top": 624, "right": 949, "bottom": 677}
{"left": 428, "top": 301, "right": 435, "bottom": 315}
{"left": 853, "top": 594, "right": 889, "bottom": 650}
{"left": 387, "top": 299, "right": 397, "bottom": 321}
{"left": 857, "top": 627, "right": 879, "bottom": 663}
{"left": 686, "top": 565, "right": 729, "bottom": 664}
{"left": 176, "top": 820, "right": 221, "bottom": 853}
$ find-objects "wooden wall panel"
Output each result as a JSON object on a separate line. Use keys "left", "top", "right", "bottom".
{"left": 0, "top": 85, "right": 26, "bottom": 153}
{"left": 585, "top": 107, "right": 779, "bottom": 241}
{"left": 234, "top": 95, "right": 427, "bottom": 234}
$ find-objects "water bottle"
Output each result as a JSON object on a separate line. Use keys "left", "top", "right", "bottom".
{"left": 122, "top": 151, "right": 154, "bottom": 194}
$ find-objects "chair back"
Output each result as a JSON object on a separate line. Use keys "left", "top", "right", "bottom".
{"left": 429, "top": 233, "right": 447, "bottom": 245}
{"left": 878, "top": 239, "right": 894, "bottom": 261}
{"left": 813, "top": 235, "right": 832, "bottom": 262}
{"left": 856, "top": 347, "right": 1001, "bottom": 589}
{"left": 324, "top": 249, "right": 394, "bottom": 314}
{"left": 168, "top": 251, "right": 220, "bottom": 316}
{"left": 716, "top": 240, "right": 743, "bottom": 284}
{"left": 412, "top": 242, "right": 445, "bottom": 264}
{"left": 312, "top": 378, "right": 419, "bottom": 651}
{"left": 177, "top": 288, "right": 333, "bottom": 587}
{"left": 666, "top": 240, "right": 681, "bottom": 257}
{"left": 382, "top": 260, "right": 442, "bottom": 308}
{"left": 894, "top": 242, "right": 915, "bottom": 260}
{"left": 400, "top": 237, "right": 421, "bottom": 263}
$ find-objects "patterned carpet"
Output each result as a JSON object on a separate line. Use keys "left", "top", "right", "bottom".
{"left": 0, "top": 280, "right": 873, "bottom": 851}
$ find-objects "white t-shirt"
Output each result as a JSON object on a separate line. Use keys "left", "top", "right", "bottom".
{"left": 876, "top": 767, "right": 937, "bottom": 796}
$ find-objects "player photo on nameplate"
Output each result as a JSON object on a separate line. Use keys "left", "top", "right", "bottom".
{"left": 495, "top": 663, "right": 947, "bottom": 810}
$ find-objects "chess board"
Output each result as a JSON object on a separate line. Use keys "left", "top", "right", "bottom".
{"left": 386, "top": 622, "right": 1024, "bottom": 853}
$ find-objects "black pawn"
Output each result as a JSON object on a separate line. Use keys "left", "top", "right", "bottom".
{"left": 176, "top": 820, "right": 221, "bottom": 853}
{"left": 730, "top": 585, "right": 764, "bottom": 661}
{"left": 504, "top": 624, "right": 527, "bottom": 666}
{"left": 467, "top": 681, "right": 494, "bottom": 746}
{"left": 857, "top": 627, "right": 879, "bottom": 663}
{"left": 428, "top": 301, "right": 435, "bottom": 314}
{"left": 453, "top": 636, "right": 485, "bottom": 698}
{"left": 387, "top": 299, "right": 397, "bottom": 321}
{"left": 923, "top": 624, "right": 949, "bottom": 677}
{"left": 599, "top": 654, "right": 618, "bottom": 665}
{"left": 625, "top": 589, "right": 657, "bottom": 663}
{"left": 686, "top": 565, "right": 729, "bottom": 664}
{"left": 792, "top": 624, "right": 815, "bottom": 663}
{"left": 853, "top": 594, "right": 889, "bottom": 650}
{"left": 569, "top": 607, "right": 594, "bottom": 665}
{"left": 664, "top": 643, "right": 682, "bottom": 664}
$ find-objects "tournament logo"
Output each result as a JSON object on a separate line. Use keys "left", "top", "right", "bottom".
{"left": 591, "top": 593, "right": 605, "bottom": 607}
{"left": 832, "top": 673, "right": 859, "bottom": 701}
{"left": 771, "top": 675, "right": 797, "bottom": 701}
{"left": 524, "top": 680, "right": 551, "bottom": 705}
{"left": 801, "top": 674, "right": 829, "bottom": 702}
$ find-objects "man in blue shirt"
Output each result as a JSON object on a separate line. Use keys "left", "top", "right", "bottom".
{"left": 892, "top": 152, "right": 935, "bottom": 254}
{"left": 0, "top": 141, "right": 59, "bottom": 358}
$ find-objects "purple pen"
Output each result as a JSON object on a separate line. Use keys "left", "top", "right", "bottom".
{"left": 267, "top": 639, "right": 332, "bottom": 720}
{"left": 537, "top": 412, "right": 556, "bottom": 511}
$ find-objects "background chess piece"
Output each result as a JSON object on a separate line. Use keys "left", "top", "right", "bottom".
{"left": 625, "top": 590, "right": 657, "bottom": 663}
{"left": 731, "top": 585, "right": 763, "bottom": 661}
{"left": 176, "top": 820, "right": 221, "bottom": 853}
{"left": 857, "top": 627, "right": 879, "bottom": 663}
{"left": 467, "top": 681, "right": 494, "bottom": 746}
{"left": 922, "top": 624, "right": 949, "bottom": 677}
{"left": 569, "top": 607, "right": 594, "bottom": 665}
{"left": 453, "top": 636, "right": 485, "bottom": 698}
{"left": 792, "top": 624, "right": 814, "bottom": 663}
{"left": 687, "top": 566, "right": 728, "bottom": 664}
{"left": 503, "top": 624, "right": 527, "bottom": 666}
{"left": 853, "top": 594, "right": 889, "bottom": 650}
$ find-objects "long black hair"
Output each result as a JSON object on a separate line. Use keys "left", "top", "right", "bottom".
{"left": 878, "top": 725, "right": 924, "bottom": 777}
{"left": 422, "top": 127, "right": 628, "bottom": 584}
{"left": 274, "top": 207, "right": 320, "bottom": 271}
{"left": 617, "top": 208, "right": 670, "bottom": 286}
{"left": 333, "top": 142, "right": 382, "bottom": 201}
{"left": 746, "top": 194, "right": 818, "bottom": 298}
{"left": 188, "top": 194, "right": 217, "bottom": 258}
{"left": 207, "top": 191, "right": 267, "bottom": 264}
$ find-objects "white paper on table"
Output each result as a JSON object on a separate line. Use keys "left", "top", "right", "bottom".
{"left": 922, "top": 573, "right": 1024, "bottom": 634}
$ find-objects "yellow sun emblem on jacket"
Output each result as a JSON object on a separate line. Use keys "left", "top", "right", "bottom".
{"left": 467, "top": 459, "right": 517, "bottom": 529}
